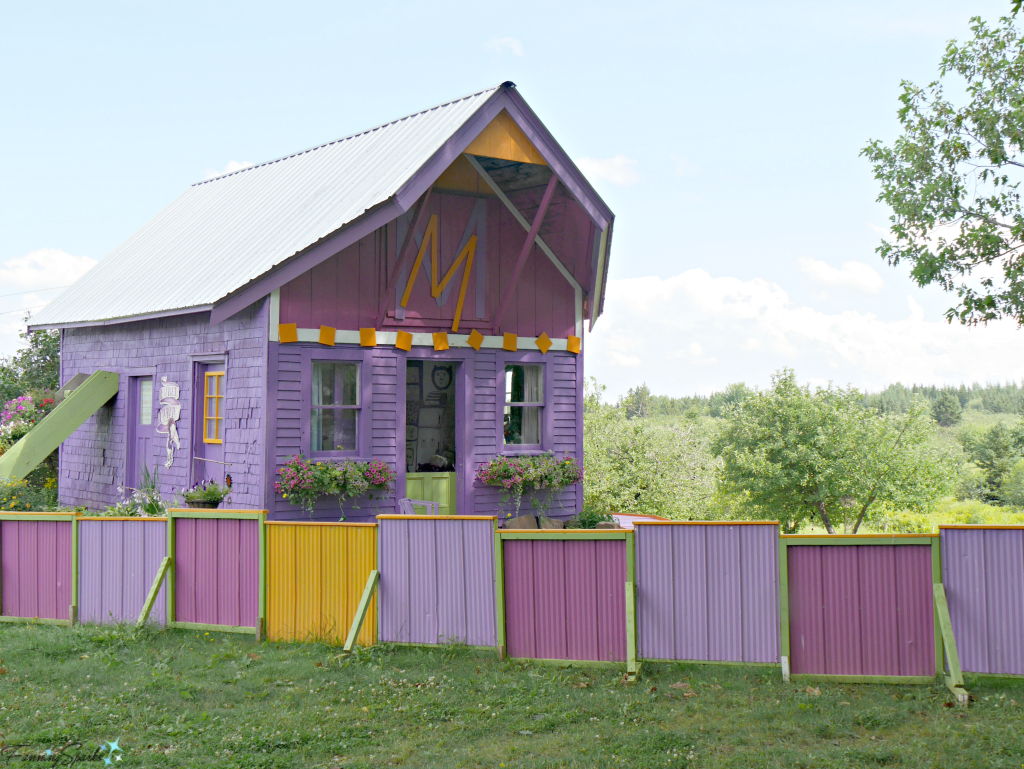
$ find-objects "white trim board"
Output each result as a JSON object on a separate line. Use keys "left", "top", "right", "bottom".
{"left": 285, "top": 328, "right": 574, "bottom": 352}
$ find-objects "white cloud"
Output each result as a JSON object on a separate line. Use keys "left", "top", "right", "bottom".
{"left": 0, "top": 248, "right": 98, "bottom": 356}
{"left": 204, "top": 160, "right": 254, "bottom": 181}
{"left": 799, "top": 257, "right": 885, "bottom": 294}
{"left": 577, "top": 155, "right": 641, "bottom": 186}
{"left": 586, "top": 268, "right": 1024, "bottom": 400}
{"left": 484, "top": 37, "right": 524, "bottom": 56}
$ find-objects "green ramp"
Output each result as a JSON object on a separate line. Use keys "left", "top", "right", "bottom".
{"left": 0, "top": 370, "right": 119, "bottom": 482}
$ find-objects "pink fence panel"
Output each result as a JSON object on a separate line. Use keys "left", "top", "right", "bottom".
{"left": 78, "top": 519, "right": 167, "bottom": 625}
{"left": 0, "top": 519, "right": 73, "bottom": 621}
{"left": 635, "top": 523, "right": 779, "bottom": 663}
{"left": 174, "top": 517, "right": 259, "bottom": 628}
{"left": 503, "top": 538, "right": 626, "bottom": 662}
{"left": 941, "top": 526, "right": 1024, "bottom": 676}
{"left": 787, "top": 542, "right": 935, "bottom": 677}
{"left": 379, "top": 516, "right": 497, "bottom": 646}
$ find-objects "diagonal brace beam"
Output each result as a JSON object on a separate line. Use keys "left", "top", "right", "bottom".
{"left": 375, "top": 189, "right": 432, "bottom": 328}
{"left": 343, "top": 569, "right": 379, "bottom": 652}
{"left": 491, "top": 174, "right": 559, "bottom": 333}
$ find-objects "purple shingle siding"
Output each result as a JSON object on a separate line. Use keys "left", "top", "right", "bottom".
{"left": 58, "top": 303, "right": 268, "bottom": 511}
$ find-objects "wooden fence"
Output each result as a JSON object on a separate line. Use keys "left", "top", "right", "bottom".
{"left": 0, "top": 513, "right": 75, "bottom": 624}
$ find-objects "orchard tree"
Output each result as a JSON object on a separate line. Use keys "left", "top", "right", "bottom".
{"left": 863, "top": 17, "right": 1024, "bottom": 325}
{"left": 714, "top": 370, "right": 957, "bottom": 533}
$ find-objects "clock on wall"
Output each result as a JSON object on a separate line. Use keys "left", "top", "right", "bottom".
{"left": 431, "top": 365, "right": 453, "bottom": 391}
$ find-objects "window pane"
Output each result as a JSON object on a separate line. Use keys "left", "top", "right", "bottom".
{"left": 504, "top": 405, "right": 541, "bottom": 445}
{"left": 311, "top": 408, "right": 357, "bottom": 452}
{"left": 139, "top": 379, "right": 153, "bottom": 425}
{"left": 207, "top": 416, "right": 219, "bottom": 442}
{"left": 313, "top": 362, "right": 359, "bottom": 406}
{"left": 505, "top": 364, "right": 542, "bottom": 405}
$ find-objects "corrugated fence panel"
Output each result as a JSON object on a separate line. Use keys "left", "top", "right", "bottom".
{"left": 0, "top": 520, "right": 72, "bottom": 620}
{"left": 787, "top": 543, "right": 934, "bottom": 677}
{"left": 78, "top": 519, "right": 167, "bottom": 625}
{"left": 635, "top": 524, "right": 779, "bottom": 663}
{"left": 266, "top": 523, "right": 377, "bottom": 645}
{"left": 942, "top": 527, "right": 1024, "bottom": 676}
{"left": 378, "top": 517, "right": 496, "bottom": 646}
{"left": 503, "top": 538, "right": 626, "bottom": 662}
{"left": 174, "top": 517, "right": 259, "bottom": 628}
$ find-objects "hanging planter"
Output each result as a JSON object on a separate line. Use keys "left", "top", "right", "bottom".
{"left": 475, "top": 452, "right": 583, "bottom": 519}
{"left": 181, "top": 479, "right": 231, "bottom": 509}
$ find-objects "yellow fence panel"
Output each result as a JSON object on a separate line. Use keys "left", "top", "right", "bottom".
{"left": 266, "top": 522, "right": 377, "bottom": 645}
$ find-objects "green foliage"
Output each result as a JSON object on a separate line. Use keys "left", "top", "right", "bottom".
{"left": 713, "top": 369, "right": 957, "bottom": 533}
{"left": 564, "top": 506, "right": 615, "bottom": 529}
{"left": 862, "top": 16, "right": 1024, "bottom": 325}
{"left": 0, "top": 321, "right": 59, "bottom": 406}
{"left": 931, "top": 389, "right": 963, "bottom": 426}
{"left": 181, "top": 479, "right": 231, "bottom": 505}
{"left": 274, "top": 455, "right": 396, "bottom": 516}
{"left": 475, "top": 453, "right": 583, "bottom": 518}
{"left": 957, "top": 420, "right": 1024, "bottom": 502}
{"left": 102, "top": 465, "right": 168, "bottom": 517}
{"left": 0, "top": 477, "right": 57, "bottom": 511}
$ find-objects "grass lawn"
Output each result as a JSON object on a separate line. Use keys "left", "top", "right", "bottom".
{"left": 0, "top": 624, "right": 1021, "bottom": 768}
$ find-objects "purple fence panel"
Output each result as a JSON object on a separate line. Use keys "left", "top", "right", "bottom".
{"left": 504, "top": 538, "right": 626, "bottom": 662}
{"left": 787, "top": 542, "right": 935, "bottom": 677}
{"left": 378, "top": 517, "right": 496, "bottom": 646}
{"left": 78, "top": 519, "right": 167, "bottom": 625}
{"left": 635, "top": 523, "right": 779, "bottom": 663}
{"left": 174, "top": 517, "right": 259, "bottom": 627}
{"left": 0, "top": 520, "right": 72, "bottom": 620}
{"left": 942, "top": 527, "right": 1024, "bottom": 676}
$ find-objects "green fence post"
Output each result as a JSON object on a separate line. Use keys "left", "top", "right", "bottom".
{"left": 166, "top": 511, "right": 176, "bottom": 626}
{"left": 494, "top": 527, "right": 506, "bottom": 659}
{"left": 778, "top": 533, "right": 790, "bottom": 681}
{"left": 69, "top": 514, "right": 79, "bottom": 625}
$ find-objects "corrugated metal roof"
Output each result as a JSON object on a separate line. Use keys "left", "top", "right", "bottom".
{"left": 31, "top": 86, "right": 499, "bottom": 327}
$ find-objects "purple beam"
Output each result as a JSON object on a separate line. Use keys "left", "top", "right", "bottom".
{"left": 491, "top": 175, "right": 559, "bottom": 334}
{"left": 374, "top": 189, "right": 432, "bottom": 328}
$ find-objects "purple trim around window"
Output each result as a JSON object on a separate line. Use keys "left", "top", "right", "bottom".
{"left": 299, "top": 346, "right": 374, "bottom": 459}
{"left": 495, "top": 351, "right": 553, "bottom": 453}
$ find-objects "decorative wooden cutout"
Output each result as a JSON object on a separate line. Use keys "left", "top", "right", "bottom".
{"left": 395, "top": 330, "right": 413, "bottom": 351}
{"left": 503, "top": 333, "right": 517, "bottom": 352}
{"left": 467, "top": 329, "right": 484, "bottom": 351}
{"left": 278, "top": 323, "right": 298, "bottom": 343}
{"left": 567, "top": 335, "right": 581, "bottom": 354}
{"left": 433, "top": 332, "right": 449, "bottom": 351}
{"left": 401, "top": 214, "right": 439, "bottom": 307}
{"left": 400, "top": 213, "right": 478, "bottom": 333}
{"left": 155, "top": 376, "right": 181, "bottom": 469}
{"left": 360, "top": 328, "right": 377, "bottom": 347}
{"left": 319, "top": 325, "right": 336, "bottom": 346}
{"left": 535, "top": 332, "right": 552, "bottom": 354}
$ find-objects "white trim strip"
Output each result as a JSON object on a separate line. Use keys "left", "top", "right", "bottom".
{"left": 291, "top": 328, "right": 570, "bottom": 351}
{"left": 268, "top": 289, "right": 280, "bottom": 342}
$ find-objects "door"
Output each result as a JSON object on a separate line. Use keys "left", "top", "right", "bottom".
{"left": 126, "top": 376, "right": 156, "bottom": 491}
{"left": 404, "top": 359, "right": 457, "bottom": 514}
{"left": 192, "top": 363, "right": 226, "bottom": 485}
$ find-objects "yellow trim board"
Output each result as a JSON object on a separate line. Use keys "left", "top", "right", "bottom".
{"left": 464, "top": 110, "right": 547, "bottom": 165}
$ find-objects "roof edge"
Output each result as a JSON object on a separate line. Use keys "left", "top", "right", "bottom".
{"left": 28, "top": 303, "right": 215, "bottom": 332}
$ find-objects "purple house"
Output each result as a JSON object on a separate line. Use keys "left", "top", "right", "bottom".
{"left": 29, "top": 83, "right": 615, "bottom": 521}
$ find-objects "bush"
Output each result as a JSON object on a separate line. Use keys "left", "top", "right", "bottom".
{"left": 1000, "top": 459, "right": 1024, "bottom": 507}
{"left": 0, "top": 477, "right": 57, "bottom": 511}
{"left": 565, "top": 507, "right": 615, "bottom": 529}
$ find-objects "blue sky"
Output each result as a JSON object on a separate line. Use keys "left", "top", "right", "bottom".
{"left": 1, "top": 1, "right": 1020, "bottom": 398}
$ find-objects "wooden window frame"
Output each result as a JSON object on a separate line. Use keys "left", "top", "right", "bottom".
{"left": 495, "top": 351, "right": 552, "bottom": 454}
{"left": 300, "top": 347, "right": 374, "bottom": 460}
{"left": 202, "top": 371, "right": 225, "bottom": 445}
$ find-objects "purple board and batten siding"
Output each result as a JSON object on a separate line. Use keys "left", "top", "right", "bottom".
{"left": 503, "top": 539, "right": 626, "bottom": 661}
{"left": 78, "top": 519, "right": 167, "bottom": 625}
{"left": 378, "top": 517, "right": 496, "bottom": 646}
{"left": 635, "top": 524, "right": 779, "bottom": 663}
{"left": 941, "top": 527, "right": 1024, "bottom": 676}
{"left": 174, "top": 518, "right": 259, "bottom": 627}
{"left": 787, "top": 545, "right": 935, "bottom": 677}
{"left": 59, "top": 303, "right": 268, "bottom": 512}
{"left": 0, "top": 520, "right": 73, "bottom": 620}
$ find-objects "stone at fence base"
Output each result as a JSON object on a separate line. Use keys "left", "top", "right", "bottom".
{"left": 503, "top": 513, "right": 539, "bottom": 529}
{"left": 538, "top": 517, "right": 564, "bottom": 529}
{"left": 594, "top": 521, "right": 622, "bottom": 529}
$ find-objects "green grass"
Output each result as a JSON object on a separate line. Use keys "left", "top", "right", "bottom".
{"left": 0, "top": 624, "right": 1022, "bottom": 768}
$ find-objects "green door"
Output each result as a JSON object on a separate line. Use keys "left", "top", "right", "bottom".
{"left": 405, "top": 472, "right": 456, "bottom": 515}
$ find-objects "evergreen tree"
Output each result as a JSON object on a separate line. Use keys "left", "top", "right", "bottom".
{"left": 932, "top": 390, "right": 963, "bottom": 427}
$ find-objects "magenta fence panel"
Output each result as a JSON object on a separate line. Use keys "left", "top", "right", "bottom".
{"left": 635, "top": 523, "right": 779, "bottom": 663}
{"left": 787, "top": 543, "right": 935, "bottom": 677}
{"left": 174, "top": 517, "right": 259, "bottom": 628}
{"left": 0, "top": 519, "right": 73, "bottom": 621}
{"left": 78, "top": 519, "right": 167, "bottom": 625}
{"left": 379, "top": 516, "right": 496, "bottom": 646}
{"left": 503, "top": 538, "right": 626, "bottom": 661}
{"left": 941, "top": 527, "right": 1024, "bottom": 676}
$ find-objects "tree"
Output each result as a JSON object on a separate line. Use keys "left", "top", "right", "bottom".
{"left": 620, "top": 383, "right": 652, "bottom": 420}
{"left": 0, "top": 317, "right": 60, "bottom": 405}
{"left": 862, "top": 17, "right": 1024, "bottom": 325}
{"left": 932, "top": 389, "right": 963, "bottom": 426}
{"left": 714, "top": 369, "right": 956, "bottom": 533}
{"left": 961, "top": 421, "right": 1022, "bottom": 501}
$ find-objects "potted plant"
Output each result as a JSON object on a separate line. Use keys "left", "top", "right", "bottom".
{"left": 182, "top": 479, "right": 231, "bottom": 509}
{"left": 475, "top": 452, "right": 583, "bottom": 520}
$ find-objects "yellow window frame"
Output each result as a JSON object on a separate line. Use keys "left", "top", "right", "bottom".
{"left": 203, "top": 371, "right": 225, "bottom": 444}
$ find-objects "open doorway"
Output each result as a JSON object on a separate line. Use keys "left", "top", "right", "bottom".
{"left": 404, "top": 359, "right": 457, "bottom": 514}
